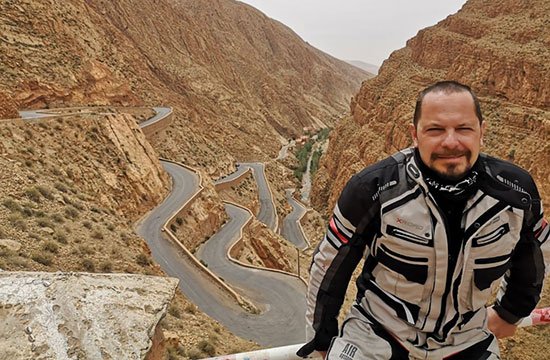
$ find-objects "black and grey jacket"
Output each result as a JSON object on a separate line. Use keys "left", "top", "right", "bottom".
{"left": 302, "top": 148, "right": 549, "bottom": 353}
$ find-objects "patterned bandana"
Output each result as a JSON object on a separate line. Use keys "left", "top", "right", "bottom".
{"left": 425, "top": 171, "right": 479, "bottom": 195}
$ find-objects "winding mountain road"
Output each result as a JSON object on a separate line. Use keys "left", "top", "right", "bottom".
{"left": 216, "top": 162, "right": 278, "bottom": 232}
{"left": 19, "top": 107, "right": 307, "bottom": 346}
{"left": 281, "top": 189, "right": 308, "bottom": 249}
{"left": 196, "top": 203, "right": 306, "bottom": 346}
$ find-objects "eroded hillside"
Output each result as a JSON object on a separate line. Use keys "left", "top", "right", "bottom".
{"left": 0, "top": 0, "right": 370, "bottom": 178}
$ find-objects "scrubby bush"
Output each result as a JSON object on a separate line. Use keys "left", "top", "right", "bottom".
{"left": 82, "top": 258, "right": 95, "bottom": 272}
{"left": 8, "top": 213, "right": 26, "bottom": 230}
{"left": 64, "top": 206, "right": 79, "bottom": 219}
{"left": 198, "top": 340, "right": 216, "bottom": 357}
{"left": 24, "top": 187, "right": 41, "bottom": 203}
{"left": 54, "top": 231, "right": 68, "bottom": 244}
{"left": 2, "top": 199, "right": 22, "bottom": 212}
{"left": 37, "top": 185, "right": 54, "bottom": 200}
{"left": 43, "top": 241, "right": 59, "bottom": 253}
{"left": 32, "top": 251, "right": 53, "bottom": 266}
{"left": 136, "top": 254, "right": 150, "bottom": 266}
{"left": 100, "top": 261, "right": 113, "bottom": 272}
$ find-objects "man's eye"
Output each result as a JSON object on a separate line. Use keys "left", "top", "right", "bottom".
{"left": 458, "top": 127, "right": 473, "bottom": 131}
{"left": 426, "top": 128, "right": 443, "bottom": 132}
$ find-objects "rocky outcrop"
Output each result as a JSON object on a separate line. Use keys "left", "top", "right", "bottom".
{"left": 0, "top": 272, "right": 178, "bottom": 360}
{"left": 238, "top": 220, "right": 297, "bottom": 273}
{"left": 0, "top": 92, "right": 18, "bottom": 119}
{"left": 312, "top": 0, "right": 550, "bottom": 215}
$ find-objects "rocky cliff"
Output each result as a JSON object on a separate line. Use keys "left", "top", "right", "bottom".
{"left": 0, "top": 0, "right": 370, "bottom": 177}
{"left": 310, "top": 1, "right": 550, "bottom": 358}
{"left": 312, "top": 0, "right": 550, "bottom": 215}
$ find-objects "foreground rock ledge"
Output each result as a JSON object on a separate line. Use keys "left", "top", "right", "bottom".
{"left": 0, "top": 271, "right": 179, "bottom": 360}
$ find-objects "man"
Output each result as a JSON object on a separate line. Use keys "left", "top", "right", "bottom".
{"left": 297, "top": 81, "right": 549, "bottom": 359}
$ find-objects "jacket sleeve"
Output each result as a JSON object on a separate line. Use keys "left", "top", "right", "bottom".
{"left": 297, "top": 174, "right": 378, "bottom": 357}
{"left": 493, "top": 192, "right": 550, "bottom": 324}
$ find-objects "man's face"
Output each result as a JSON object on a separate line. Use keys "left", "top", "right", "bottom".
{"left": 410, "top": 91, "right": 485, "bottom": 180}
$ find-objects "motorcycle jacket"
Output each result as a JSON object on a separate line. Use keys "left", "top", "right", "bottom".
{"left": 301, "top": 148, "right": 549, "bottom": 355}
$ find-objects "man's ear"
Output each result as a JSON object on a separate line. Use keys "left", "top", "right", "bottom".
{"left": 409, "top": 123, "right": 418, "bottom": 147}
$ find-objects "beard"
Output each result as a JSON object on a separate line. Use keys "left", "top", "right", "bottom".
{"left": 430, "top": 151, "right": 473, "bottom": 181}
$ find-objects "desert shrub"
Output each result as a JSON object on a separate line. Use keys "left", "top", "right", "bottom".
{"left": 92, "top": 231, "right": 103, "bottom": 240}
{"left": 54, "top": 182, "right": 68, "bottom": 193}
{"left": 64, "top": 206, "right": 79, "bottom": 219}
{"left": 43, "top": 241, "right": 59, "bottom": 253}
{"left": 51, "top": 213, "right": 65, "bottom": 223}
{"left": 136, "top": 254, "right": 150, "bottom": 266}
{"left": 166, "top": 343, "right": 186, "bottom": 360}
{"left": 185, "top": 303, "right": 197, "bottom": 314}
{"left": 176, "top": 217, "right": 183, "bottom": 225}
{"left": 83, "top": 221, "right": 92, "bottom": 229}
{"left": 36, "top": 218, "right": 54, "bottom": 229}
{"left": 186, "top": 349, "right": 201, "bottom": 360}
{"left": 2, "top": 199, "right": 22, "bottom": 212}
{"left": 32, "top": 251, "right": 53, "bottom": 266}
{"left": 8, "top": 213, "right": 26, "bottom": 230}
{"left": 197, "top": 340, "right": 216, "bottom": 357}
{"left": 100, "top": 261, "right": 113, "bottom": 272}
{"left": 78, "top": 245, "right": 94, "bottom": 255}
{"left": 106, "top": 223, "right": 115, "bottom": 232}
{"left": 24, "top": 187, "right": 41, "bottom": 203}
{"left": 170, "top": 224, "right": 177, "bottom": 233}
{"left": 22, "top": 206, "right": 33, "bottom": 217}
{"left": 36, "top": 185, "right": 54, "bottom": 200}
{"left": 168, "top": 305, "right": 181, "bottom": 319}
{"left": 81, "top": 258, "right": 95, "bottom": 272}
{"left": 54, "top": 231, "right": 68, "bottom": 244}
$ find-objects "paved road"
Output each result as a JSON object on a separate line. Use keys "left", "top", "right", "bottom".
{"left": 136, "top": 162, "right": 307, "bottom": 346}
{"left": 138, "top": 106, "right": 172, "bottom": 128}
{"left": 281, "top": 189, "right": 308, "bottom": 249}
{"left": 196, "top": 203, "right": 306, "bottom": 346}
{"left": 18, "top": 110, "right": 53, "bottom": 119}
{"left": 214, "top": 164, "right": 249, "bottom": 184}
{"left": 239, "top": 162, "right": 277, "bottom": 232}
{"left": 20, "top": 108, "right": 303, "bottom": 346}
{"left": 217, "top": 162, "right": 278, "bottom": 232}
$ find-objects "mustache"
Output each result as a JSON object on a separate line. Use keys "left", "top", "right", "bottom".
{"left": 432, "top": 151, "right": 470, "bottom": 158}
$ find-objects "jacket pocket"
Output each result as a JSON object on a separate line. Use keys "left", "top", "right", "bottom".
{"left": 377, "top": 243, "right": 428, "bottom": 284}
{"left": 472, "top": 224, "right": 510, "bottom": 247}
{"left": 473, "top": 252, "right": 512, "bottom": 291}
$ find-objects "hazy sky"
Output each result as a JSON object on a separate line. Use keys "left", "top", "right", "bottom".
{"left": 238, "top": 0, "right": 468, "bottom": 66}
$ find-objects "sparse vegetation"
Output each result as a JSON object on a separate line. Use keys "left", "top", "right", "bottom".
{"left": 37, "top": 185, "right": 54, "bottom": 200}
{"left": 8, "top": 213, "right": 27, "bottom": 230}
{"left": 82, "top": 258, "right": 95, "bottom": 272}
{"left": 136, "top": 254, "right": 150, "bottom": 266}
{"left": 100, "top": 261, "right": 113, "bottom": 272}
{"left": 64, "top": 206, "right": 79, "bottom": 219}
{"left": 54, "top": 230, "right": 68, "bottom": 244}
{"left": 32, "top": 251, "right": 53, "bottom": 266}
{"left": 43, "top": 241, "right": 59, "bottom": 253}
{"left": 24, "top": 187, "right": 42, "bottom": 203}
{"left": 198, "top": 340, "right": 216, "bottom": 357}
{"left": 2, "top": 199, "right": 22, "bottom": 212}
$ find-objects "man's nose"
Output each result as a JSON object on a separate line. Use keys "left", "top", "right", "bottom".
{"left": 441, "top": 130, "right": 459, "bottom": 148}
